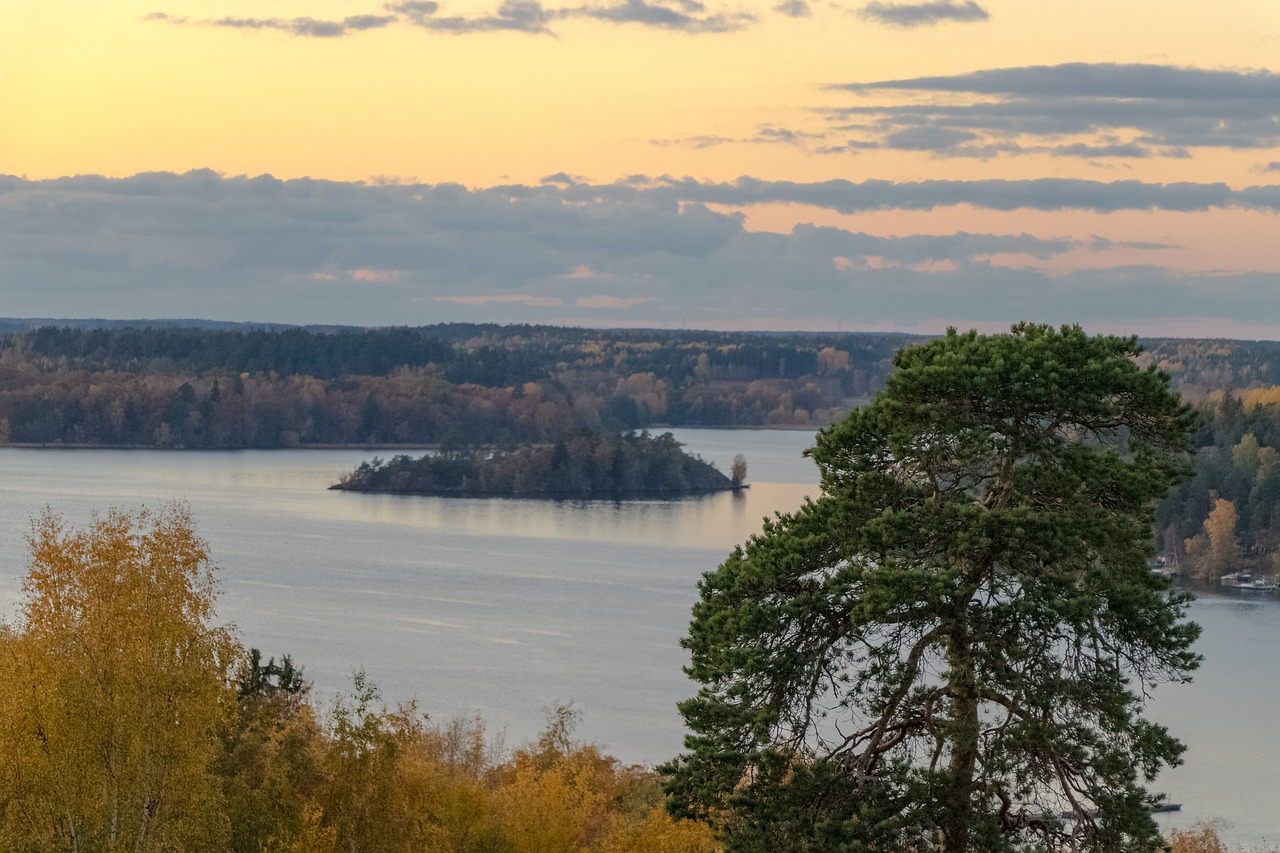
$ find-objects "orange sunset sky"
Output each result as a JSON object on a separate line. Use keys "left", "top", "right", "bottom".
{"left": 2, "top": 0, "right": 1279, "bottom": 334}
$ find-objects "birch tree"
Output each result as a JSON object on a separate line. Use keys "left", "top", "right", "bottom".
{"left": 0, "top": 505, "right": 236, "bottom": 852}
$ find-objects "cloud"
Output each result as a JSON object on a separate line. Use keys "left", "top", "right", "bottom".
{"left": 1, "top": 171, "right": 1277, "bottom": 330}
{"left": 773, "top": 0, "right": 811, "bottom": 16}
{"left": 574, "top": 295, "right": 653, "bottom": 308}
{"left": 643, "top": 175, "right": 1247, "bottom": 213}
{"left": 651, "top": 134, "right": 737, "bottom": 149}
{"left": 858, "top": 1, "right": 988, "bottom": 27}
{"left": 883, "top": 126, "right": 979, "bottom": 151}
{"left": 567, "top": 0, "right": 755, "bottom": 32}
{"left": 845, "top": 63, "right": 1280, "bottom": 99}
{"left": 195, "top": 14, "right": 397, "bottom": 36}
{"left": 825, "top": 63, "right": 1280, "bottom": 158}
{"left": 384, "top": 0, "right": 441, "bottom": 23}
{"left": 404, "top": 0, "right": 556, "bottom": 34}
{"left": 563, "top": 265, "right": 619, "bottom": 279}
{"left": 434, "top": 294, "right": 564, "bottom": 307}
{"left": 1050, "top": 142, "right": 1151, "bottom": 159}
{"left": 1085, "top": 236, "right": 1182, "bottom": 252}
{"left": 350, "top": 268, "right": 403, "bottom": 282}
{"left": 147, "top": 0, "right": 753, "bottom": 37}
{"left": 345, "top": 14, "right": 400, "bottom": 30}
{"left": 652, "top": 125, "right": 823, "bottom": 149}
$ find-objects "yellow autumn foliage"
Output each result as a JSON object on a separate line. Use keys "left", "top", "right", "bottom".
{"left": 0, "top": 505, "right": 238, "bottom": 851}
{"left": 0, "top": 506, "right": 719, "bottom": 853}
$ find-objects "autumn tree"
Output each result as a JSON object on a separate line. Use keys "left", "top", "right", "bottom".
{"left": 219, "top": 650, "right": 333, "bottom": 853}
{"left": 667, "top": 325, "right": 1199, "bottom": 853}
{"left": 1185, "top": 497, "right": 1239, "bottom": 579}
{"left": 0, "top": 505, "right": 238, "bottom": 851}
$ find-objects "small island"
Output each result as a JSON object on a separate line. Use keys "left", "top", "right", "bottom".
{"left": 331, "top": 430, "right": 747, "bottom": 498}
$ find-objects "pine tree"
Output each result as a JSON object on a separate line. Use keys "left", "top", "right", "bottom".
{"left": 666, "top": 325, "right": 1199, "bottom": 852}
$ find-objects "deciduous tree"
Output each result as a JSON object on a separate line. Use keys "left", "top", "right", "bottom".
{"left": 666, "top": 325, "right": 1199, "bottom": 852}
{"left": 0, "top": 505, "right": 238, "bottom": 851}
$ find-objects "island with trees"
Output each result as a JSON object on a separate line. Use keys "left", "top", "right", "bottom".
{"left": 331, "top": 430, "right": 747, "bottom": 498}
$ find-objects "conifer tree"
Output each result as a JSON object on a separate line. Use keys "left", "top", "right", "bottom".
{"left": 667, "top": 325, "right": 1199, "bottom": 852}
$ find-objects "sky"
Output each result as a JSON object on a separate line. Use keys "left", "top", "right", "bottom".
{"left": 2, "top": 0, "right": 1279, "bottom": 335}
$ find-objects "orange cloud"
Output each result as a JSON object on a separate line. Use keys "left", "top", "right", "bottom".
{"left": 433, "top": 294, "right": 563, "bottom": 307}
{"left": 349, "top": 268, "right": 402, "bottom": 283}
{"left": 564, "top": 264, "right": 619, "bottom": 280}
{"left": 574, "top": 295, "right": 653, "bottom": 309}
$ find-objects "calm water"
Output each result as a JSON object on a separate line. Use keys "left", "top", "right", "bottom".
{"left": 0, "top": 429, "right": 1274, "bottom": 845}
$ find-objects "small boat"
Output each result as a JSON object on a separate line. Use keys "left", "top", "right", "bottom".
{"left": 1220, "top": 571, "right": 1279, "bottom": 591}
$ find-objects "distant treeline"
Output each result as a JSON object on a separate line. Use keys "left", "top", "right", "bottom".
{"left": 1137, "top": 337, "right": 1280, "bottom": 400}
{"left": 4, "top": 324, "right": 1280, "bottom": 449}
{"left": 333, "top": 431, "right": 739, "bottom": 497}
{"left": 0, "top": 324, "right": 912, "bottom": 447}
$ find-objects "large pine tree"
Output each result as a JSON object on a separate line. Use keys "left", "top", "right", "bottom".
{"left": 666, "top": 324, "right": 1200, "bottom": 852}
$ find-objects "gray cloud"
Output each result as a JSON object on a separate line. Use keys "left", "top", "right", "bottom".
{"left": 642, "top": 175, "right": 1249, "bottom": 213}
{"left": 148, "top": 0, "right": 752, "bottom": 36}
{"left": 1050, "top": 142, "right": 1151, "bottom": 159}
{"left": 345, "top": 14, "right": 400, "bottom": 30}
{"left": 825, "top": 63, "right": 1280, "bottom": 158}
{"left": 201, "top": 14, "right": 397, "bottom": 36}
{"left": 568, "top": 0, "right": 755, "bottom": 32}
{"left": 651, "top": 134, "right": 737, "bottom": 148}
{"left": 846, "top": 63, "right": 1280, "bottom": 99}
{"left": 407, "top": 0, "right": 556, "bottom": 33}
{"left": 883, "top": 126, "right": 979, "bottom": 151}
{"left": 858, "top": 0, "right": 988, "bottom": 27}
{"left": 0, "top": 171, "right": 1275, "bottom": 330}
{"left": 1086, "top": 236, "right": 1182, "bottom": 252}
{"left": 774, "top": 0, "right": 811, "bottom": 16}
{"left": 652, "top": 125, "right": 824, "bottom": 148}
{"left": 385, "top": 0, "right": 441, "bottom": 22}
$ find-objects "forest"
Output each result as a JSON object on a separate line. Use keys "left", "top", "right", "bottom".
{"left": 333, "top": 430, "right": 741, "bottom": 497}
{"left": 1157, "top": 388, "right": 1280, "bottom": 579}
{"left": 0, "top": 324, "right": 1278, "bottom": 449}
{"left": 0, "top": 324, "right": 909, "bottom": 447}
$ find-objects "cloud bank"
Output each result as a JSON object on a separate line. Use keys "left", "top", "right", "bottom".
{"left": 147, "top": 0, "right": 757, "bottom": 37}
{"left": 1, "top": 171, "right": 1277, "bottom": 331}
{"left": 824, "top": 63, "right": 1280, "bottom": 159}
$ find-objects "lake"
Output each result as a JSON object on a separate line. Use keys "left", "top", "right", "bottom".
{"left": 0, "top": 429, "right": 1273, "bottom": 846}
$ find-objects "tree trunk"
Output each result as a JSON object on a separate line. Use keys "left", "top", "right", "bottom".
{"left": 942, "top": 618, "right": 979, "bottom": 853}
